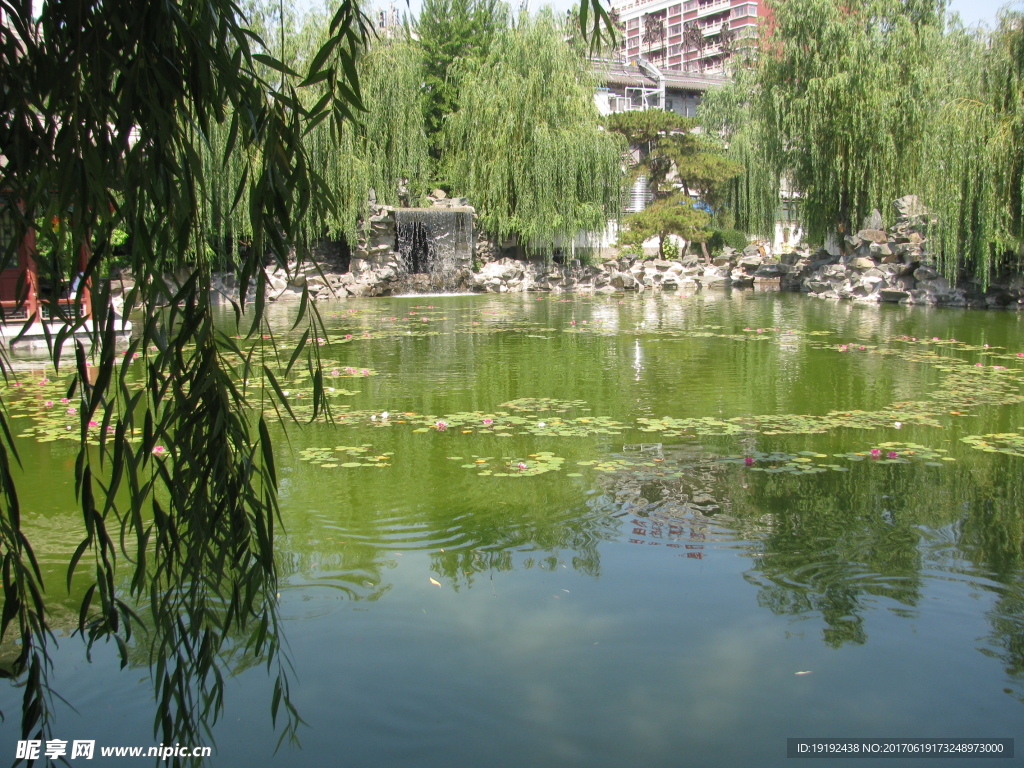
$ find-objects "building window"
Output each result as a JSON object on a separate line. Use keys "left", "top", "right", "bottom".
{"left": 669, "top": 24, "right": 681, "bottom": 35}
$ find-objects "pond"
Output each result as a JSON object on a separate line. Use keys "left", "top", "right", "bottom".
{"left": 2, "top": 289, "right": 1023, "bottom": 767}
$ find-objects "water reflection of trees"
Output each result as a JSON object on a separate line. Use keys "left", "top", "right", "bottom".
{"left": 717, "top": 455, "right": 1024, "bottom": 660}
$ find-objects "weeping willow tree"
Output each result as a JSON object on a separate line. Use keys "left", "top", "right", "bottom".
{"left": 197, "top": 9, "right": 431, "bottom": 255}
{"left": 702, "top": 0, "right": 945, "bottom": 245}
{"left": 308, "top": 38, "right": 432, "bottom": 241}
{"left": 698, "top": 66, "right": 778, "bottom": 239}
{"left": 0, "top": 0, "right": 372, "bottom": 758}
{"left": 443, "top": 13, "right": 624, "bottom": 254}
{"left": 924, "top": 12, "right": 1024, "bottom": 284}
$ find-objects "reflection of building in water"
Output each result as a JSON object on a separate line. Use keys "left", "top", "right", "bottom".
{"left": 593, "top": 443, "right": 739, "bottom": 558}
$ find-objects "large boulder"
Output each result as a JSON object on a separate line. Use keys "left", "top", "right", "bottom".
{"left": 754, "top": 262, "right": 784, "bottom": 278}
{"left": 879, "top": 289, "right": 910, "bottom": 303}
{"left": 856, "top": 228, "right": 888, "bottom": 244}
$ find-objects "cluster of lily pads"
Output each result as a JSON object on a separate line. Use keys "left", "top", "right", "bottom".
{"left": 960, "top": 431, "right": 1024, "bottom": 457}
{"left": 447, "top": 451, "right": 565, "bottom": 477}
{"left": 719, "top": 442, "right": 956, "bottom": 474}
{"left": 297, "top": 445, "right": 392, "bottom": 468}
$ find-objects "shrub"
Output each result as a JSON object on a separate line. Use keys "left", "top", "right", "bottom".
{"left": 708, "top": 228, "right": 749, "bottom": 255}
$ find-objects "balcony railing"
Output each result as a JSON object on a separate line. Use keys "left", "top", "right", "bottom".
{"left": 695, "top": 0, "right": 730, "bottom": 18}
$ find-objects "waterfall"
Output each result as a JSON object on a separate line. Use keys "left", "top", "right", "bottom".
{"left": 394, "top": 208, "right": 474, "bottom": 292}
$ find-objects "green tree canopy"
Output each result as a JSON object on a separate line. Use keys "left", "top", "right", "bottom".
{"left": 701, "top": 0, "right": 945, "bottom": 244}
{"left": 416, "top": 0, "right": 509, "bottom": 162}
{"left": 605, "top": 109, "right": 740, "bottom": 206}
{"left": 443, "top": 13, "right": 624, "bottom": 254}
{"left": 619, "top": 193, "right": 712, "bottom": 258}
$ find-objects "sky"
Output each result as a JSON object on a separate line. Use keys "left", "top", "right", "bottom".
{"left": 946, "top": 0, "right": 1021, "bottom": 26}
{"left": 341, "top": 0, "right": 1022, "bottom": 27}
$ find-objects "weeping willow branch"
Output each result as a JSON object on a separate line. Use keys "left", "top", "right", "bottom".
{"left": 0, "top": 0, "right": 371, "bottom": 759}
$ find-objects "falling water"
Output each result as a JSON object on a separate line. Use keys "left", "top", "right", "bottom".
{"left": 394, "top": 208, "right": 474, "bottom": 292}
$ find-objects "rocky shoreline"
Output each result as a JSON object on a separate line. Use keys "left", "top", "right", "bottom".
{"left": 183, "top": 194, "right": 1024, "bottom": 310}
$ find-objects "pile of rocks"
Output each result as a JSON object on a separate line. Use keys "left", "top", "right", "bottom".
{"left": 782, "top": 196, "right": 1024, "bottom": 309}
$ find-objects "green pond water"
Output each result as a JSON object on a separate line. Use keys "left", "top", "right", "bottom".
{"left": 2, "top": 289, "right": 1024, "bottom": 766}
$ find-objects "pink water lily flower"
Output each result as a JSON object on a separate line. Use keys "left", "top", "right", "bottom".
{"left": 482, "top": 418, "right": 493, "bottom": 426}
{"left": 887, "top": 451, "right": 899, "bottom": 459}
{"left": 152, "top": 445, "right": 167, "bottom": 456}
{"left": 435, "top": 421, "right": 447, "bottom": 431}
{"left": 345, "top": 334, "right": 352, "bottom": 340}
{"left": 44, "top": 400, "right": 53, "bottom": 408}
{"left": 60, "top": 397, "right": 70, "bottom": 403}
{"left": 330, "top": 369, "right": 341, "bottom": 376}
{"left": 744, "top": 456, "right": 755, "bottom": 466}
{"left": 517, "top": 462, "right": 527, "bottom": 471}
{"left": 67, "top": 407, "right": 77, "bottom": 414}
{"left": 88, "top": 420, "right": 99, "bottom": 427}
{"left": 870, "top": 448, "right": 882, "bottom": 458}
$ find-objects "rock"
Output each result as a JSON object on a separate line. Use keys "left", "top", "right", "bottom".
{"left": 914, "top": 265, "right": 939, "bottom": 282}
{"left": 869, "top": 242, "right": 893, "bottom": 257}
{"left": 918, "top": 276, "right": 950, "bottom": 293}
{"left": 754, "top": 263, "right": 783, "bottom": 278}
{"left": 857, "top": 229, "right": 888, "bottom": 244}
{"left": 701, "top": 266, "right": 729, "bottom": 283}
{"left": 862, "top": 209, "right": 885, "bottom": 232}
{"left": 431, "top": 188, "right": 447, "bottom": 200}
{"left": 822, "top": 264, "right": 847, "bottom": 279}
{"left": 849, "top": 257, "right": 876, "bottom": 271}
{"left": 879, "top": 289, "right": 910, "bottom": 303}
{"left": 660, "top": 274, "right": 681, "bottom": 289}
{"left": 596, "top": 285, "right": 618, "bottom": 295}
{"left": 894, "top": 194, "right": 928, "bottom": 222}
{"left": 738, "top": 254, "right": 763, "bottom": 271}
{"left": 742, "top": 244, "right": 761, "bottom": 258}
{"left": 860, "top": 274, "right": 885, "bottom": 291}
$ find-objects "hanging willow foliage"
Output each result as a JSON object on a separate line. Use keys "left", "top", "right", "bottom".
{"left": 0, "top": 0, "right": 371, "bottom": 758}
{"left": 924, "top": 13, "right": 1024, "bottom": 284}
{"left": 701, "top": 0, "right": 945, "bottom": 246}
{"left": 755, "top": 0, "right": 945, "bottom": 244}
{"left": 443, "top": 13, "right": 624, "bottom": 254}
{"left": 698, "top": 66, "right": 778, "bottom": 239}
{"left": 196, "top": 10, "right": 431, "bottom": 255}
